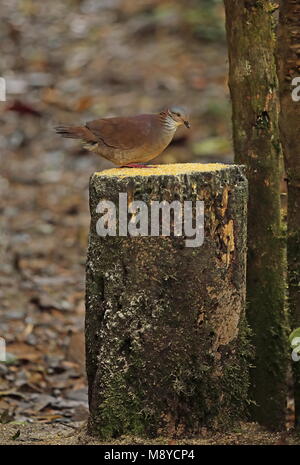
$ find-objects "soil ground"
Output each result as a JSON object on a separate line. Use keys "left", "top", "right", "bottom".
{"left": 0, "top": 421, "right": 299, "bottom": 445}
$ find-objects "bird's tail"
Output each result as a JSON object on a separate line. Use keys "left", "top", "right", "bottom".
{"left": 55, "top": 125, "right": 96, "bottom": 141}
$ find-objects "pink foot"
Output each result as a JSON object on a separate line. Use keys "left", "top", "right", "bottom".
{"left": 121, "top": 163, "right": 156, "bottom": 168}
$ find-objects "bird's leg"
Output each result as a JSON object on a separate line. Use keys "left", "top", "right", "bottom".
{"left": 121, "top": 163, "right": 156, "bottom": 168}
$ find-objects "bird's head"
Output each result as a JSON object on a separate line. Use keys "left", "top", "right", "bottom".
{"left": 167, "top": 106, "right": 190, "bottom": 128}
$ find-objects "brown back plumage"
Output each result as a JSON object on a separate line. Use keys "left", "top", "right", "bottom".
{"left": 54, "top": 110, "right": 190, "bottom": 165}
{"left": 55, "top": 114, "right": 161, "bottom": 150}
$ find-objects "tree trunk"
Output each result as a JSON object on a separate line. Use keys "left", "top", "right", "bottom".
{"left": 277, "top": 0, "right": 300, "bottom": 428}
{"left": 223, "top": 0, "right": 288, "bottom": 429}
{"left": 85, "top": 163, "right": 250, "bottom": 438}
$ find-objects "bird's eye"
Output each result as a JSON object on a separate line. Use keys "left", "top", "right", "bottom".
{"left": 176, "top": 113, "right": 180, "bottom": 117}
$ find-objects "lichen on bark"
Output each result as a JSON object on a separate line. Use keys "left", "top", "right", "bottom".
{"left": 85, "top": 164, "right": 250, "bottom": 438}
{"left": 277, "top": 0, "right": 300, "bottom": 428}
{"left": 224, "top": 0, "right": 289, "bottom": 430}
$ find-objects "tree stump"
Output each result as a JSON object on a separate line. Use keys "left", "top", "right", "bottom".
{"left": 86, "top": 163, "right": 250, "bottom": 438}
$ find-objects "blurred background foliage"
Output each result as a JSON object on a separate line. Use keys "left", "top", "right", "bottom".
{"left": 183, "top": 0, "right": 225, "bottom": 42}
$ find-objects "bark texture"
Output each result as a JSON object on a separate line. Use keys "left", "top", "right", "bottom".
{"left": 224, "top": 0, "right": 288, "bottom": 429}
{"left": 277, "top": 0, "right": 300, "bottom": 428}
{"left": 85, "top": 163, "right": 250, "bottom": 438}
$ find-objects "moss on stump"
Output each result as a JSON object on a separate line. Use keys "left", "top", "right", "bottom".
{"left": 85, "top": 163, "right": 250, "bottom": 438}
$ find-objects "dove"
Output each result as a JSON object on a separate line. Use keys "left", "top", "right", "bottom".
{"left": 55, "top": 107, "right": 190, "bottom": 167}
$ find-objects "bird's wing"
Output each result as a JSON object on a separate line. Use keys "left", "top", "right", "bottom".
{"left": 85, "top": 115, "right": 154, "bottom": 150}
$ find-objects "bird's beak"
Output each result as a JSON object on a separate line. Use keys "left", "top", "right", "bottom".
{"left": 184, "top": 120, "right": 190, "bottom": 128}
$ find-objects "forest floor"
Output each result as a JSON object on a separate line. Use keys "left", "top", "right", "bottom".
{"left": 0, "top": 0, "right": 294, "bottom": 445}
{"left": 0, "top": 421, "right": 300, "bottom": 445}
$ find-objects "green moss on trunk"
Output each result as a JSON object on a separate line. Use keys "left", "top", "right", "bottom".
{"left": 224, "top": 0, "right": 288, "bottom": 429}
{"left": 277, "top": 0, "right": 300, "bottom": 428}
{"left": 85, "top": 164, "right": 250, "bottom": 438}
